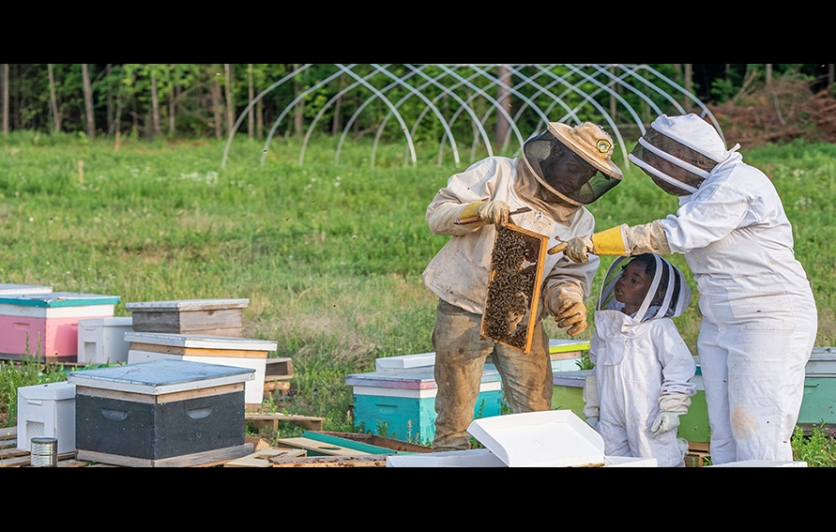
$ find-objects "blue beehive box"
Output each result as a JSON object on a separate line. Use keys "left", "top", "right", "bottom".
{"left": 347, "top": 354, "right": 502, "bottom": 445}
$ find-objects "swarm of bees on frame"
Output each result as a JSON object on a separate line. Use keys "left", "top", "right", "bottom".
{"left": 482, "top": 226, "right": 540, "bottom": 349}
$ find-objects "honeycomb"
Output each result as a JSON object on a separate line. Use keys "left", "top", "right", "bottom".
{"left": 480, "top": 225, "right": 544, "bottom": 351}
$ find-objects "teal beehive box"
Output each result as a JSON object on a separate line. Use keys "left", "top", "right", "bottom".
{"left": 347, "top": 353, "right": 502, "bottom": 445}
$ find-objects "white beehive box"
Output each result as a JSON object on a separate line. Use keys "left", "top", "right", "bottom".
{"left": 77, "top": 317, "right": 134, "bottom": 365}
{"left": 17, "top": 381, "right": 76, "bottom": 454}
{"left": 125, "top": 332, "right": 277, "bottom": 407}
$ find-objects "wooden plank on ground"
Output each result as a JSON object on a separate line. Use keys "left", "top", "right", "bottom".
{"left": 224, "top": 447, "right": 307, "bottom": 467}
{"left": 0, "top": 427, "right": 17, "bottom": 441}
{"left": 301, "top": 431, "right": 396, "bottom": 455}
{"left": 318, "top": 432, "right": 432, "bottom": 454}
{"left": 0, "top": 448, "right": 29, "bottom": 459}
{"left": 56, "top": 458, "right": 89, "bottom": 468}
{"left": 0, "top": 455, "right": 33, "bottom": 467}
{"left": 687, "top": 441, "right": 710, "bottom": 453}
{"left": 245, "top": 413, "right": 324, "bottom": 432}
{"left": 78, "top": 443, "right": 253, "bottom": 468}
{"left": 263, "top": 381, "right": 291, "bottom": 395}
{"left": 268, "top": 454, "right": 389, "bottom": 468}
{"left": 276, "top": 437, "right": 371, "bottom": 457}
{"left": 243, "top": 437, "right": 272, "bottom": 452}
{"left": 685, "top": 451, "right": 711, "bottom": 468}
{"left": 0, "top": 451, "right": 76, "bottom": 468}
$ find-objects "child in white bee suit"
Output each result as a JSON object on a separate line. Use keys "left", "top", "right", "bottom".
{"left": 582, "top": 253, "right": 696, "bottom": 467}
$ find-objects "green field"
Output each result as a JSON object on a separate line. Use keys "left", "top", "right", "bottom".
{"left": 1, "top": 132, "right": 835, "bottom": 456}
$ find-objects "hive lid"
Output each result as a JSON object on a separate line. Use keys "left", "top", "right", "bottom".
{"left": 375, "top": 352, "right": 435, "bottom": 371}
{"left": 467, "top": 410, "right": 605, "bottom": 467}
{"left": 0, "top": 292, "right": 120, "bottom": 307}
{"left": 346, "top": 365, "right": 501, "bottom": 390}
{"left": 17, "top": 381, "right": 76, "bottom": 401}
{"left": 549, "top": 339, "right": 590, "bottom": 354}
{"left": 0, "top": 284, "right": 53, "bottom": 295}
{"left": 67, "top": 359, "right": 254, "bottom": 394}
{"left": 78, "top": 317, "right": 133, "bottom": 327}
{"left": 124, "top": 331, "right": 276, "bottom": 351}
{"left": 125, "top": 298, "right": 249, "bottom": 311}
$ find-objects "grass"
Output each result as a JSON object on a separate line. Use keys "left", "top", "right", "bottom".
{"left": 0, "top": 132, "right": 834, "bottom": 460}
{"left": 792, "top": 424, "right": 836, "bottom": 467}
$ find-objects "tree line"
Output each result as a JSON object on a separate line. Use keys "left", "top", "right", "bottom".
{"left": 1, "top": 64, "right": 833, "bottom": 142}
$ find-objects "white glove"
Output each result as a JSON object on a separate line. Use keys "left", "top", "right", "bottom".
{"left": 586, "top": 416, "right": 599, "bottom": 430}
{"left": 563, "top": 235, "right": 595, "bottom": 263}
{"left": 476, "top": 201, "right": 510, "bottom": 227}
{"left": 650, "top": 411, "right": 681, "bottom": 437}
{"left": 547, "top": 286, "right": 587, "bottom": 336}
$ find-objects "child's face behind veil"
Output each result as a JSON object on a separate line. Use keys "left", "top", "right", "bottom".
{"left": 614, "top": 260, "right": 653, "bottom": 314}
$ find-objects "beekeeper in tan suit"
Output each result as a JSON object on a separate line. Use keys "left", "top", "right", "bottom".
{"left": 423, "top": 122, "right": 624, "bottom": 451}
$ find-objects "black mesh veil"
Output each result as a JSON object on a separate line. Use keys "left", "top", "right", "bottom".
{"left": 523, "top": 130, "right": 621, "bottom": 205}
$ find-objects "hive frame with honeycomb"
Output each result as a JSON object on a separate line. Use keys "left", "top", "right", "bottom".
{"left": 479, "top": 223, "right": 548, "bottom": 353}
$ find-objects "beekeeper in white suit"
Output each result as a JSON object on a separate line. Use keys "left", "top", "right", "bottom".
{"left": 424, "top": 122, "right": 623, "bottom": 452}
{"left": 553, "top": 113, "right": 818, "bottom": 464}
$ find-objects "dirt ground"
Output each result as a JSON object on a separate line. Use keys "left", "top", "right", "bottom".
{"left": 706, "top": 78, "right": 836, "bottom": 149}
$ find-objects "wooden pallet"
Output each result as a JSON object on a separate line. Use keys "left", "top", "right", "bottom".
{"left": 268, "top": 454, "right": 390, "bottom": 468}
{"left": 245, "top": 412, "right": 325, "bottom": 432}
{"left": 1, "top": 431, "right": 252, "bottom": 467}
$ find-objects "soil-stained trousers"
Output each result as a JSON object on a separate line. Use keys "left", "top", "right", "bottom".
{"left": 431, "top": 299, "right": 553, "bottom": 452}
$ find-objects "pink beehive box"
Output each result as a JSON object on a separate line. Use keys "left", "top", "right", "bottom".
{"left": 0, "top": 292, "right": 121, "bottom": 363}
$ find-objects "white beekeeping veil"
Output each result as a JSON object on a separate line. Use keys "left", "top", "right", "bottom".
{"left": 628, "top": 114, "right": 740, "bottom": 196}
{"left": 598, "top": 254, "right": 691, "bottom": 322}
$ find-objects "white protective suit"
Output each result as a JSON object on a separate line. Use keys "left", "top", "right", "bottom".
{"left": 660, "top": 152, "right": 817, "bottom": 464}
{"left": 424, "top": 158, "right": 598, "bottom": 451}
{"left": 583, "top": 255, "right": 696, "bottom": 467}
{"left": 563, "top": 114, "right": 818, "bottom": 463}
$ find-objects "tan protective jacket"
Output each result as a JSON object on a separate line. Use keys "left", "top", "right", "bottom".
{"left": 422, "top": 156, "right": 599, "bottom": 317}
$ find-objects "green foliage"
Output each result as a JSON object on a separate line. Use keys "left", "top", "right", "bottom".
{"left": 792, "top": 424, "right": 836, "bottom": 467}
{"left": 0, "top": 336, "right": 68, "bottom": 428}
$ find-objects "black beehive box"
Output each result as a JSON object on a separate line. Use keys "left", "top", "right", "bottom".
{"left": 68, "top": 360, "right": 254, "bottom": 467}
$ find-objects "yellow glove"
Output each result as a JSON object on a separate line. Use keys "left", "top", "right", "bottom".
{"left": 458, "top": 200, "right": 510, "bottom": 228}
{"left": 548, "top": 222, "right": 671, "bottom": 262}
{"left": 548, "top": 226, "right": 628, "bottom": 263}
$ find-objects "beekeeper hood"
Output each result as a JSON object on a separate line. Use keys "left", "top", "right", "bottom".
{"left": 599, "top": 254, "right": 691, "bottom": 323}
{"left": 628, "top": 113, "right": 741, "bottom": 196}
{"left": 522, "top": 122, "right": 623, "bottom": 206}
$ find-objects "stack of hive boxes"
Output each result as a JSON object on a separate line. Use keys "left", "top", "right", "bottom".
{"left": 124, "top": 299, "right": 276, "bottom": 409}
{"left": 0, "top": 290, "right": 121, "bottom": 363}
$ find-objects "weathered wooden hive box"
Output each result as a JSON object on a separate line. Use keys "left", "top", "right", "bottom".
{"left": 0, "top": 292, "right": 120, "bottom": 362}
{"left": 68, "top": 359, "right": 254, "bottom": 467}
{"left": 124, "top": 331, "right": 276, "bottom": 408}
{"left": 346, "top": 353, "right": 502, "bottom": 445}
{"left": 126, "top": 298, "right": 249, "bottom": 337}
